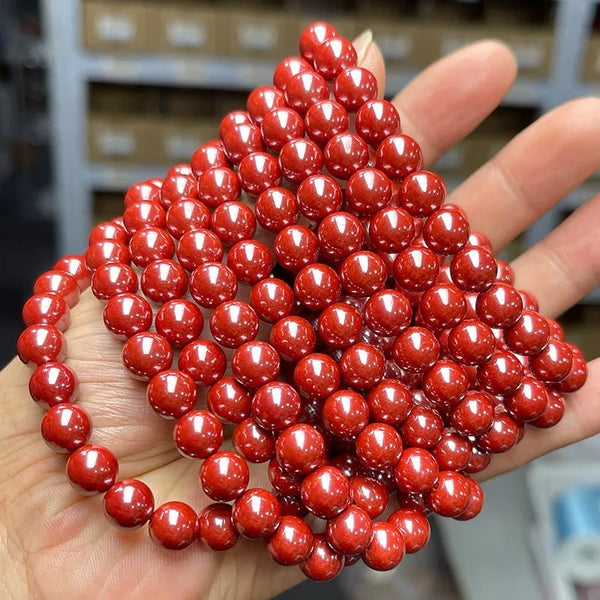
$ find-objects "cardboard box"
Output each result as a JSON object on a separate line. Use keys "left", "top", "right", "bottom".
{"left": 583, "top": 36, "right": 600, "bottom": 82}
{"left": 164, "top": 88, "right": 215, "bottom": 118}
{"left": 88, "top": 115, "right": 155, "bottom": 163}
{"left": 152, "top": 119, "right": 217, "bottom": 164}
{"left": 83, "top": 0, "right": 149, "bottom": 52}
{"left": 89, "top": 83, "right": 161, "bottom": 115}
{"left": 155, "top": 5, "right": 218, "bottom": 55}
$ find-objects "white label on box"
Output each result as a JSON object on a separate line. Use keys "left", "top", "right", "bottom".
{"left": 167, "top": 21, "right": 207, "bottom": 48}
{"left": 96, "top": 15, "right": 135, "bottom": 43}
{"left": 165, "top": 135, "right": 202, "bottom": 160}
{"left": 511, "top": 42, "right": 544, "bottom": 70}
{"left": 98, "top": 130, "right": 134, "bottom": 156}
{"left": 377, "top": 34, "right": 412, "bottom": 61}
{"left": 237, "top": 24, "right": 277, "bottom": 52}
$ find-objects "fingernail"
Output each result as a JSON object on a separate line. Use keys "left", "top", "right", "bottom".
{"left": 353, "top": 29, "right": 373, "bottom": 64}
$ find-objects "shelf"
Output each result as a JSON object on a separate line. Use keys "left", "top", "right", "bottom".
{"left": 87, "top": 164, "right": 169, "bottom": 191}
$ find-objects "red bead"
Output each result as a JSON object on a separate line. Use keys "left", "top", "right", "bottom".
{"left": 529, "top": 339, "right": 573, "bottom": 383}
{"left": 356, "top": 423, "right": 402, "bottom": 470}
{"left": 227, "top": 239, "right": 273, "bottom": 284}
{"left": 261, "top": 107, "right": 305, "bottom": 151}
{"left": 41, "top": 403, "right": 90, "bottom": 452}
{"left": 174, "top": 409, "right": 223, "bottom": 459}
{"left": 323, "top": 133, "right": 369, "bottom": 180}
{"left": 389, "top": 509, "right": 430, "bottom": 553}
{"left": 250, "top": 278, "right": 294, "bottom": 322}
{"left": 326, "top": 504, "right": 372, "bottom": 556}
{"left": 476, "top": 283, "right": 523, "bottom": 328}
{"left": 200, "top": 450, "right": 249, "bottom": 501}
{"left": 274, "top": 55, "right": 313, "bottom": 90}
{"left": 149, "top": 502, "right": 198, "bottom": 550}
{"left": 275, "top": 423, "right": 326, "bottom": 475}
{"left": 300, "top": 22, "right": 338, "bottom": 61}
{"left": 420, "top": 284, "right": 466, "bottom": 331}
{"left": 519, "top": 289, "right": 539, "bottom": 311}
{"left": 29, "top": 362, "right": 78, "bottom": 407}
{"left": 349, "top": 475, "right": 388, "bottom": 518}
{"left": 451, "top": 246, "right": 497, "bottom": 292}
{"left": 66, "top": 444, "right": 118, "bottom": 494}
{"left": 233, "top": 488, "right": 281, "bottom": 539}
{"left": 222, "top": 122, "right": 264, "bottom": 164}
{"left": 464, "top": 447, "right": 491, "bottom": 474}
{"left": 496, "top": 259, "right": 515, "bottom": 284}
{"left": 129, "top": 227, "right": 175, "bottom": 267}
{"left": 89, "top": 221, "right": 129, "bottom": 245}
{"left": 199, "top": 503, "right": 239, "bottom": 551}
{"left": 17, "top": 324, "right": 66, "bottom": 366}
{"left": 285, "top": 71, "right": 329, "bottom": 115}
{"left": 477, "top": 412, "right": 520, "bottom": 453}
{"left": 155, "top": 299, "right": 203, "bottom": 347}
{"left": 91, "top": 262, "right": 138, "bottom": 301}
{"left": 124, "top": 182, "right": 161, "bottom": 206}
{"left": 22, "top": 293, "right": 70, "bottom": 331}
{"left": 455, "top": 478, "right": 485, "bottom": 521}
{"left": 367, "top": 380, "right": 412, "bottom": 425}
{"left": 210, "top": 301, "right": 259, "bottom": 348}
{"left": 294, "top": 263, "right": 341, "bottom": 310}
{"left": 314, "top": 37, "right": 357, "bottom": 80}
{"left": 504, "top": 309, "right": 550, "bottom": 355}
{"left": 270, "top": 316, "right": 316, "bottom": 361}
{"left": 394, "top": 447, "right": 439, "bottom": 494}
{"left": 355, "top": 99, "right": 400, "bottom": 147}
{"left": 189, "top": 262, "right": 237, "bottom": 308}
{"left": 147, "top": 370, "right": 197, "bottom": 419}
{"left": 85, "top": 241, "right": 130, "bottom": 272}
{"left": 400, "top": 171, "right": 445, "bottom": 217}
{"left": 211, "top": 201, "right": 256, "bottom": 246}
{"left": 296, "top": 175, "right": 342, "bottom": 223}
{"left": 346, "top": 169, "right": 391, "bottom": 216}
{"left": 255, "top": 187, "right": 299, "bottom": 233}
{"left": 340, "top": 342, "right": 385, "bottom": 389}
{"left": 177, "top": 228, "right": 223, "bottom": 271}
{"left": 478, "top": 350, "right": 523, "bottom": 396}
{"left": 103, "top": 293, "right": 152, "bottom": 338}
{"left": 279, "top": 138, "right": 323, "bottom": 184}
{"left": 207, "top": 377, "right": 251, "bottom": 424}
{"left": 247, "top": 85, "right": 286, "bottom": 124}
{"left": 400, "top": 405, "right": 444, "bottom": 449}
{"left": 178, "top": 339, "right": 226, "bottom": 386}
{"left": 318, "top": 302, "right": 363, "bottom": 349}
{"left": 252, "top": 382, "right": 301, "bottom": 431}
{"left": 160, "top": 167, "right": 197, "bottom": 208}
{"left": 294, "top": 353, "right": 341, "bottom": 400}
{"left": 274, "top": 225, "right": 319, "bottom": 271}
{"left": 362, "top": 522, "right": 405, "bottom": 571}
{"left": 369, "top": 206, "right": 415, "bottom": 253}
{"left": 317, "top": 212, "right": 364, "bottom": 260}
{"left": 191, "top": 142, "right": 228, "bottom": 177}
{"left": 269, "top": 458, "right": 302, "bottom": 495}
{"left": 304, "top": 99, "right": 349, "bottom": 146}
{"left": 122, "top": 332, "right": 172, "bottom": 380}
{"left": 340, "top": 251, "right": 387, "bottom": 297}
{"left": 558, "top": 343, "right": 587, "bottom": 392}
{"left": 219, "top": 111, "right": 251, "bottom": 139}
{"left": 54, "top": 255, "right": 90, "bottom": 290}
{"left": 233, "top": 418, "right": 275, "bottom": 463}
{"left": 103, "top": 479, "right": 154, "bottom": 529}
{"left": 34, "top": 270, "right": 80, "bottom": 307}
{"left": 197, "top": 166, "right": 240, "bottom": 208}
{"left": 267, "top": 515, "right": 313, "bottom": 565}
{"left": 448, "top": 319, "right": 495, "bottom": 366}
{"left": 300, "top": 533, "right": 343, "bottom": 581}
{"left": 427, "top": 471, "right": 470, "bottom": 518}
{"left": 123, "top": 201, "right": 166, "bottom": 235}
{"left": 301, "top": 466, "right": 350, "bottom": 518}
{"left": 504, "top": 377, "right": 548, "bottom": 422}
{"left": 432, "top": 430, "right": 472, "bottom": 471}
{"left": 393, "top": 246, "right": 439, "bottom": 292}
{"left": 231, "top": 341, "right": 280, "bottom": 388}
{"left": 532, "top": 389, "right": 565, "bottom": 428}
{"left": 423, "top": 207, "right": 470, "bottom": 255}
{"left": 449, "top": 390, "right": 495, "bottom": 436}
{"left": 237, "top": 152, "right": 281, "bottom": 196}
{"left": 376, "top": 135, "right": 422, "bottom": 182}
{"left": 140, "top": 259, "right": 187, "bottom": 303}
{"left": 334, "top": 67, "right": 377, "bottom": 112}
{"left": 322, "top": 389, "right": 369, "bottom": 438}
{"left": 393, "top": 327, "right": 440, "bottom": 373}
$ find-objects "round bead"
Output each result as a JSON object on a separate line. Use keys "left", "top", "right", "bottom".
{"left": 211, "top": 201, "right": 256, "bottom": 246}
{"left": 85, "top": 241, "right": 130, "bottom": 272}
{"left": 294, "top": 353, "right": 341, "bottom": 400}
{"left": 247, "top": 85, "right": 285, "bottom": 124}
{"left": 124, "top": 181, "right": 160, "bottom": 206}
{"left": 41, "top": 403, "right": 90, "bottom": 452}
{"left": 349, "top": 475, "right": 388, "bottom": 518}
{"left": 296, "top": 173, "right": 342, "bottom": 221}
{"left": 393, "top": 246, "right": 439, "bottom": 292}
{"left": 477, "top": 412, "right": 520, "bottom": 453}
{"left": 393, "top": 327, "right": 440, "bottom": 373}
{"left": 529, "top": 340, "right": 573, "bottom": 383}
{"left": 376, "top": 135, "right": 422, "bottom": 182}
{"left": 270, "top": 316, "right": 316, "bottom": 361}
{"left": 267, "top": 515, "right": 313, "bottom": 565}
{"left": 274, "top": 225, "right": 319, "bottom": 272}
{"left": 275, "top": 423, "right": 326, "bottom": 475}
{"left": 346, "top": 169, "right": 391, "bottom": 217}
{"left": 367, "top": 380, "right": 412, "bottom": 425}
{"left": 340, "top": 251, "right": 387, "bottom": 297}
{"left": 29, "top": 362, "right": 78, "bottom": 407}
{"left": 250, "top": 278, "right": 294, "bottom": 323}
{"left": 504, "top": 377, "right": 549, "bottom": 422}
{"left": 147, "top": 370, "right": 197, "bottom": 419}
{"left": 227, "top": 240, "right": 273, "bottom": 284}
{"left": 129, "top": 227, "right": 175, "bottom": 267}
{"left": 423, "top": 207, "right": 470, "bottom": 255}
{"left": 252, "top": 382, "right": 301, "bottom": 431}
{"left": 210, "top": 301, "right": 259, "bottom": 348}
{"left": 232, "top": 418, "right": 275, "bottom": 463}
{"left": 420, "top": 284, "right": 466, "bottom": 331}
{"left": 191, "top": 142, "right": 228, "bottom": 177}
{"left": 22, "top": 293, "right": 70, "bottom": 331}
{"left": 177, "top": 228, "right": 223, "bottom": 271}
{"left": 427, "top": 471, "right": 470, "bottom": 518}
{"left": 389, "top": 509, "right": 430, "bottom": 554}
{"left": 362, "top": 522, "right": 405, "bottom": 571}
{"left": 273, "top": 55, "right": 313, "bottom": 90}
{"left": 231, "top": 341, "right": 280, "bottom": 388}
{"left": 340, "top": 342, "right": 386, "bottom": 389}
{"left": 122, "top": 201, "right": 166, "bottom": 236}
{"left": 149, "top": 502, "right": 198, "bottom": 550}
{"left": 317, "top": 302, "right": 363, "bottom": 349}
{"left": 504, "top": 309, "right": 550, "bottom": 355}
{"left": 394, "top": 447, "right": 439, "bottom": 494}
{"left": 269, "top": 458, "right": 302, "bottom": 495}
{"left": 178, "top": 339, "right": 226, "bottom": 386}
{"left": 66, "top": 444, "right": 118, "bottom": 494}
{"left": 237, "top": 151, "right": 281, "bottom": 196}
{"left": 532, "top": 390, "right": 565, "bottom": 428}
{"left": 369, "top": 206, "right": 415, "bottom": 253}
{"left": 200, "top": 450, "right": 249, "bottom": 501}
{"left": 54, "top": 255, "right": 90, "bottom": 290}
{"left": 432, "top": 431, "right": 472, "bottom": 471}
{"left": 476, "top": 283, "right": 523, "bottom": 328}
{"left": 261, "top": 107, "right": 305, "bottom": 152}
{"left": 160, "top": 167, "right": 197, "bottom": 208}
{"left": 17, "top": 324, "right": 66, "bottom": 366}
{"left": 299, "top": 22, "right": 338, "bottom": 61}
{"left": 294, "top": 263, "right": 341, "bottom": 310}
{"left": 327, "top": 504, "right": 373, "bottom": 556}
{"left": 400, "top": 170, "right": 445, "bottom": 217}
{"left": 558, "top": 344, "right": 587, "bottom": 393}
{"left": 334, "top": 67, "right": 377, "bottom": 112}
{"left": 322, "top": 389, "right": 369, "bottom": 438}
{"left": 189, "top": 262, "right": 237, "bottom": 308}
{"left": 222, "top": 122, "right": 264, "bottom": 164}
{"left": 197, "top": 166, "right": 240, "bottom": 208}
{"left": 207, "top": 377, "right": 252, "bottom": 424}
{"left": 451, "top": 246, "right": 497, "bottom": 292}
{"left": 34, "top": 270, "right": 80, "bottom": 307}
{"left": 89, "top": 221, "right": 129, "bottom": 245}
{"left": 285, "top": 71, "right": 329, "bottom": 115}
{"left": 300, "top": 533, "right": 343, "bottom": 581}
{"left": 355, "top": 99, "right": 400, "bottom": 146}
{"left": 455, "top": 478, "right": 485, "bottom": 521}
{"left": 122, "top": 332, "right": 172, "bottom": 380}
{"left": 356, "top": 423, "right": 403, "bottom": 470}
{"left": 104, "top": 479, "right": 154, "bottom": 529}
{"left": 166, "top": 199, "right": 211, "bottom": 240}
{"left": 279, "top": 137, "right": 323, "bottom": 183}
{"left": 449, "top": 391, "right": 495, "bottom": 437}
{"left": 314, "top": 37, "right": 357, "bottom": 80}
{"left": 103, "top": 293, "right": 153, "bottom": 338}
{"left": 400, "top": 405, "right": 444, "bottom": 449}
{"left": 155, "top": 299, "right": 203, "bottom": 347}
{"left": 478, "top": 350, "right": 523, "bottom": 396}
{"left": 301, "top": 466, "right": 350, "bottom": 519}
{"left": 448, "top": 319, "right": 495, "bottom": 366}
{"left": 199, "top": 503, "right": 239, "bottom": 551}
{"left": 464, "top": 447, "right": 491, "bottom": 474}
{"left": 317, "top": 212, "right": 364, "bottom": 260}
{"left": 174, "top": 409, "right": 223, "bottom": 458}
{"left": 255, "top": 187, "right": 299, "bottom": 233}
{"left": 323, "top": 133, "right": 369, "bottom": 180}
{"left": 304, "top": 99, "right": 349, "bottom": 146}
{"left": 140, "top": 259, "right": 187, "bottom": 303}
{"left": 232, "top": 488, "right": 281, "bottom": 539}
{"left": 219, "top": 111, "right": 251, "bottom": 139}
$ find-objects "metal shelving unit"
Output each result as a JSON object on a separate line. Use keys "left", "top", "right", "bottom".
{"left": 42, "top": 0, "right": 600, "bottom": 300}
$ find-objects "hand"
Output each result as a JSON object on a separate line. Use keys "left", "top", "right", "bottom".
{"left": 1, "top": 35, "right": 600, "bottom": 600}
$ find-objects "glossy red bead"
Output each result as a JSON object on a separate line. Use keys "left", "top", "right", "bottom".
{"left": 317, "top": 302, "right": 363, "bottom": 349}
{"left": 85, "top": 240, "right": 130, "bottom": 272}
{"left": 301, "top": 466, "right": 350, "bottom": 518}
{"left": 34, "top": 270, "right": 80, "bottom": 307}
{"left": 177, "top": 228, "right": 224, "bottom": 272}
{"left": 232, "top": 488, "right": 281, "bottom": 539}
{"left": 227, "top": 239, "right": 273, "bottom": 284}
{"left": 477, "top": 412, "right": 520, "bottom": 453}
{"left": 476, "top": 283, "right": 523, "bottom": 328}
{"left": 278, "top": 137, "right": 323, "bottom": 183}
{"left": 449, "top": 390, "right": 495, "bottom": 436}
{"left": 122, "top": 200, "right": 166, "bottom": 236}
{"left": 207, "top": 377, "right": 252, "bottom": 424}
{"left": 529, "top": 339, "right": 573, "bottom": 383}
{"left": 367, "top": 379, "right": 412, "bottom": 425}
{"left": 432, "top": 431, "right": 472, "bottom": 471}
{"left": 478, "top": 350, "right": 523, "bottom": 396}
{"left": 200, "top": 450, "right": 249, "bottom": 501}
{"left": 504, "top": 309, "right": 550, "bottom": 356}
{"left": 267, "top": 515, "right": 313, "bottom": 565}
{"left": 140, "top": 259, "right": 187, "bottom": 303}
{"left": 252, "top": 382, "right": 301, "bottom": 431}
{"left": 174, "top": 409, "right": 223, "bottom": 458}
{"left": 219, "top": 111, "right": 251, "bottom": 139}
{"left": 275, "top": 423, "right": 326, "bottom": 475}
{"left": 326, "top": 504, "right": 373, "bottom": 556}
{"left": 356, "top": 423, "right": 403, "bottom": 470}
{"left": 209, "top": 301, "right": 258, "bottom": 348}
{"left": 349, "top": 475, "right": 388, "bottom": 518}
{"left": 455, "top": 478, "right": 485, "bottom": 521}
{"left": 376, "top": 135, "right": 422, "bottom": 182}
{"left": 155, "top": 299, "right": 203, "bottom": 347}
{"left": 197, "top": 166, "right": 240, "bottom": 208}
{"left": 314, "top": 37, "right": 357, "bottom": 80}
{"left": 191, "top": 142, "right": 229, "bottom": 177}
{"left": 149, "top": 502, "right": 198, "bottom": 550}
{"left": 22, "top": 293, "right": 70, "bottom": 331}
{"left": 284, "top": 71, "right": 329, "bottom": 115}
{"left": 394, "top": 447, "right": 439, "bottom": 494}
{"left": 41, "top": 403, "right": 91, "bottom": 453}
{"left": 451, "top": 246, "right": 497, "bottom": 292}
{"left": 399, "top": 170, "right": 445, "bottom": 217}
{"left": 122, "top": 331, "right": 172, "bottom": 380}
{"left": 129, "top": 227, "right": 175, "bottom": 267}
{"left": 389, "top": 509, "right": 430, "bottom": 554}
{"left": 334, "top": 67, "right": 377, "bottom": 112}
{"left": 299, "top": 22, "right": 338, "bottom": 62}
{"left": 322, "top": 389, "right": 369, "bottom": 438}
{"left": 103, "top": 293, "right": 153, "bottom": 338}
{"left": 340, "top": 251, "right": 386, "bottom": 297}
{"left": 558, "top": 344, "right": 587, "bottom": 392}
{"left": 420, "top": 284, "right": 466, "bottom": 331}
{"left": 268, "top": 458, "right": 302, "bottom": 495}
{"left": 427, "top": 471, "right": 470, "bottom": 518}
{"left": 504, "top": 377, "right": 548, "bottom": 422}
{"left": 448, "top": 319, "right": 495, "bottom": 366}
{"left": 393, "top": 246, "right": 439, "bottom": 292}
{"left": 294, "top": 263, "right": 341, "bottom": 310}
{"left": 250, "top": 278, "right": 294, "bottom": 322}
{"left": 29, "top": 361, "right": 78, "bottom": 407}
{"left": 355, "top": 99, "right": 400, "bottom": 147}
{"left": 231, "top": 341, "right": 280, "bottom": 388}
{"left": 362, "top": 522, "right": 405, "bottom": 571}
{"left": 274, "top": 224, "right": 319, "bottom": 272}
{"left": 178, "top": 339, "right": 226, "bottom": 386}
{"left": 54, "top": 255, "right": 90, "bottom": 290}
{"left": 189, "top": 262, "right": 237, "bottom": 308}
{"left": 104, "top": 479, "right": 154, "bottom": 529}
{"left": 160, "top": 167, "right": 198, "bottom": 208}
{"left": 232, "top": 418, "right": 275, "bottom": 463}
{"left": 91, "top": 262, "right": 138, "bottom": 301}
{"left": 300, "top": 533, "right": 343, "bottom": 581}
{"left": 17, "top": 324, "right": 67, "bottom": 366}
{"left": 393, "top": 327, "right": 440, "bottom": 373}
{"left": 532, "top": 389, "right": 565, "bottom": 428}
{"left": 261, "top": 107, "right": 305, "bottom": 152}
{"left": 237, "top": 152, "right": 281, "bottom": 196}
{"left": 304, "top": 99, "right": 349, "bottom": 146}
{"left": 270, "top": 316, "right": 316, "bottom": 361}
{"left": 294, "top": 353, "right": 341, "bottom": 400}
{"left": 255, "top": 187, "right": 299, "bottom": 233}
{"left": 400, "top": 405, "right": 444, "bottom": 449}
{"left": 340, "top": 342, "right": 386, "bottom": 389}
{"left": 123, "top": 182, "right": 161, "bottom": 206}
{"left": 423, "top": 207, "right": 470, "bottom": 255}
{"left": 89, "top": 221, "right": 129, "bottom": 245}
{"left": 66, "top": 444, "right": 118, "bottom": 494}
{"left": 273, "top": 55, "right": 313, "bottom": 90}
{"left": 247, "top": 85, "right": 286, "bottom": 124}
{"left": 296, "top": 174, "right": 342, "bottom": 222}
{"left": 199, "top": 503, "right": 239, "bottom": 551}
{"left": 211, "top": 201, "right": 256, "bottom": 246}
{"left": 369, "top": 206, "right": 415, "bottom": 253}
{"left": 323, "top": 133, "right": 369, "bottom": 180}
{"left": 147, "top": 369, "right": 197, "bottom": 419}
{"left": 222, "top": 122, "right": 264, "bottom": 164}
{"left": 317, "top": 212, "right": 364, "bottom": 260}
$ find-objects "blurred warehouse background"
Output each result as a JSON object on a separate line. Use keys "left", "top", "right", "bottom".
{"left": 2, "top": 1, "right": 600, "bottom": 599}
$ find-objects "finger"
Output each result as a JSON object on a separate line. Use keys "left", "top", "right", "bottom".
{"left": 481, "top": 356, "right": 600, "bottom": 480}
{"left": 354, "top": 30, "right": 386, "bottom": 97}
{"left": 392, "top": 40, "right": 517, "bottom": 166}
{"left": 450, "top": 98, "right": 600, "bottom": 250}
{"left": 510, "top": 192, "right": 600, "bottom": 317}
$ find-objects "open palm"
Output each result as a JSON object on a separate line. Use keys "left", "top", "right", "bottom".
{"left": 1, "top": 35, "right": 600, "bottom": 600}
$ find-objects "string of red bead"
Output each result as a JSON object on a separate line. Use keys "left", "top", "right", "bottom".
{"left": 17, "top": 22, "right": 588, "bottom": 579}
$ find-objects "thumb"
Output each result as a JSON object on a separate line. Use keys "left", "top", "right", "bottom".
{"left": 354, "top": 29, "right": 386, "bottom": 98}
